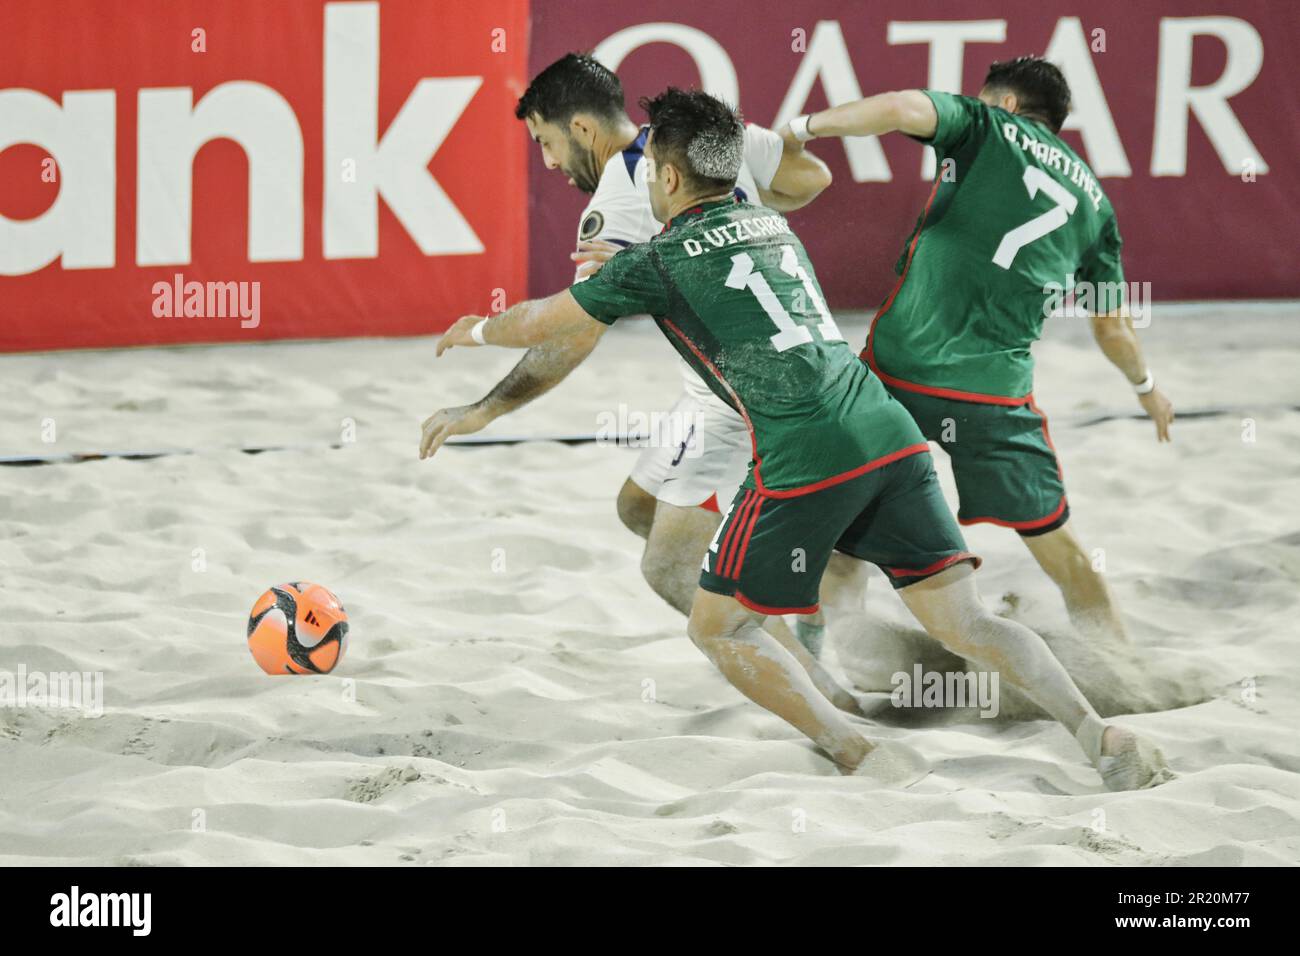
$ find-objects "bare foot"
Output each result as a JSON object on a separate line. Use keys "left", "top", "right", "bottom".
{"left": 846, "top": 740, "right": 930, "bottom": 787}
{"left": 1098, "top": 726, "right": 1175, "bottom": 791}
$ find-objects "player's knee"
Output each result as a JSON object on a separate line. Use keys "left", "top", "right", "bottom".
{"left": 923, "top": 615, "right": 966, "bottom": 650}
{"left": 1046, "top": 541, "right": 1097, "bottom": 588}
{"left": 686, "top": 602, "right": 718, "bottom": 652}
{"left": 616, "top": 480, "right": 655, "bottom": 538}
{"left": 687, "top": 592, "right": 743, "bottom": 654}
{"left": 686, "top": 609, "right": 707, "bottom": 646}
{"left": 1065, "top": 549, "right": 1098, "bottom": 583}
{"left": 925, "top": 596, "right": 994, "bottom": 653}
{"left": 1026, "top": 525, "right": 1093, "bottom": 580}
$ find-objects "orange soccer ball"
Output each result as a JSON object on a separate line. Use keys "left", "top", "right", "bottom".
{"left": 246, "top": 581, "right": 349, "bottom": 675}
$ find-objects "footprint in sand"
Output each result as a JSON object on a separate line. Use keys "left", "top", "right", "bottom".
{"left": 703, "top": 819, "right": 739, "bottom": 837}
{"left": 123, "top": 721, "right": 153, "bottom": 757}
{"left": 344, "top": 765, "right": 422, "bottom": 803}
{"left": 112, "top": 397, "right": 169, "bottom": 413}
{"left": 240, "top": 522, "right": 312, "bottom": 553}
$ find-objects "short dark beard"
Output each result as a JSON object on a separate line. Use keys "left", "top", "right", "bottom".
{"left": 566, "top": 137, "right": 603, "bottom": 194}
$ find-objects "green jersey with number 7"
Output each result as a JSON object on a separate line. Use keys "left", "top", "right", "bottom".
{"left": 865, "top": 90, "right": 1125, "bottom": 403}
{"left": 568, "top": 196, "right": 928, "bottom": 495}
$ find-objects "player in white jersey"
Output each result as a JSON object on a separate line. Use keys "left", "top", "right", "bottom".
{"left": 421, "top": 53, "right": 858, "bottom": 700}
{"left": 575, "top": 118, "right": 765, "bottom": 517}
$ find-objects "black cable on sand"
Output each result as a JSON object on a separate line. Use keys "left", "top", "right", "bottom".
{"left": 2, "top": 405, "right": 1295, "bottom": 467}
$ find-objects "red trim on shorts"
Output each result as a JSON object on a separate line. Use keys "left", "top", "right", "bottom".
{"left": 886, "top": 551, "right": 981, "bottom": 579}
{"left": 955, "top": 397, "right": 1068, "bottom": 530}
{"left": 861, "top": 179, "right": 1031, "bottom": 408}
{"left": 720, "top": 491, "right": 762, "bottom": 578}
{"left": 715, "top": 489, "right": 753, "bottom": 577}
{"left": 959, "top": 495, "right": 1068, "bottom": 530}
{"left": 728, "top": 494, "right": 765, "bottom": 577}
{"left": 699, "top": 493, "right": 720, "bottom": 513}
{"left": 761, "top": 443, "right": 931, "bottom": 498}
{"left": 734, "top": 591, "right": 819, "bottom": 616}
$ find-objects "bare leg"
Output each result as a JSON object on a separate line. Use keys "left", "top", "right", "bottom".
{"left": 642, "top": 500, "right": 864, "bottom": 715}
{"left": 820, "top": 550, "right": 870, "bottom": 610}
{"left": 1021, "top": 520, "right": 1129, "bottom": 643}
{"left": 898, "top": 562, "right": 1171, "bottom": 789}
{"left": 616, "top": 478, "right": 657, "bottom": 539}
{"left": 763, "top": 613, "right": 865, "bottom": 716}
{"left": 794, "top": 551, "right": 869, "bottom": 657}
{"left": 638, "top": 499, "right": 718, "bottom": 614}
{"left": 687, "top": 588, "right": 873, "bottom": 768}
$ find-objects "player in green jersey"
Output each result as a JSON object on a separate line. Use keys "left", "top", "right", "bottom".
{"left": 430, "top": 88, "right": 1172, "bottom": 790}
{"left": 784, "top": 57, "right": 1175, "bottom": 647}
{"left": 419, "top": 52, "right": 845, "bottom": 667}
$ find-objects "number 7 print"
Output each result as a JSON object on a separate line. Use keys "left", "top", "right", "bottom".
{"left": 992, "top": 166, "right": 1079, "bottom": 270}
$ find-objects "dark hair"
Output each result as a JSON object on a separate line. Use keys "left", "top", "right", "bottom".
{"left": 983, "top": 56, "right": 1072, "bottom": 133}
{"left": 514, "top": 52, "right": 625, "bottom": 126}
{"left": 638, "top": 87, "right": 745, "bottom": 193}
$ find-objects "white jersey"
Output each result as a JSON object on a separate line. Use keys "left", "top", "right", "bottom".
{"left": 573, "top": 124, "right": 785, "bottom": 410}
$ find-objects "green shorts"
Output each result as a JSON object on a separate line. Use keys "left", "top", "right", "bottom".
{"left": 886, "top": 387, "right": 1069, "bottom": 535}
{"left": 698, "top": 450, "right": 979, "bottom": 614}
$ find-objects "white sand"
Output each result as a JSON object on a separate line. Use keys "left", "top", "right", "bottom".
{"left": 1, "top": 304, "right": 1298, "bottom": 866}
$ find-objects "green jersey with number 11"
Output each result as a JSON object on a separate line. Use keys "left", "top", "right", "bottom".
{"left": 569, "top": 198, "right": 927, "bottom": 495}
{"left": 866, "top": 90, "right": 1126, "bottom": 403}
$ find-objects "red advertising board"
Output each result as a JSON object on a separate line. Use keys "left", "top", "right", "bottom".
{"left": 2, "top": 1, "right": 1296, "bottom": 352}
{"left": 526, "top": 0, "right": 1300, "bottom": 309}
{"left": 0, "top": 0, "right": 529, "bottom": 351}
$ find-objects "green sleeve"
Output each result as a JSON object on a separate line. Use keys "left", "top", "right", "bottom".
{"left": 1076, "top": 215, "right": 1126, "bottom": 309}
{"left": 568, "top": 243, "right": 669, "bottom": 325}
{"left": 915, "top": 91, "right": 986, "bottom": 153}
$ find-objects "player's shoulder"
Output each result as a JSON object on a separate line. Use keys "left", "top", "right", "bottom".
{"left": 939, "top": 91, "right": 989, "bottom": 111}
{"left": 592, "top": 128, "right": 648, "bottom": 200}
{"left": 579, "top": 127, "right": 653, "bottom": 243}
{"left": 928, "top": 90, "right": 996, "bottom": 124}
{"left": 916, "top": 90, "right": 999, "bottom": 151}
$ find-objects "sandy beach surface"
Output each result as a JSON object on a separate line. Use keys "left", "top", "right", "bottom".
{"left": 2, "top": 304, "right": 1298, "bottom": 866}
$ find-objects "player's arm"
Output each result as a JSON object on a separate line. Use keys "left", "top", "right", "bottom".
{"left": 780, "top": 91, "right": 938, "bottom": 143}
{"left": 418, "top": 326, "right": 605, "bottom": 460}
{"left": 424, "top": 181, "right": 643, "bottom": 459}
{"left": 422, "top": 243, "right": 662, "bottom": 461}
{"left": 421, "top": 292, "right": 606, "bottom": 460}
{"left": 1090, "top": 308, "right": 1174, "bottom": 442}
{"left": 438, "top": 289, "right": 599, "bottom": 354}
{"left": 1077, "top": 216, "right": 1171, "bottom": 442}
{"left": 744, "top": 124, "right": 832, "bottom": 212}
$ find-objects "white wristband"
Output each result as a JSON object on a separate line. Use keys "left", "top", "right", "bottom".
{"left": 1133, "top": 371, "right": 1155, "bottom": 395}
{"left": 470, "top": 318, "right": 490, "bottom": 346}
{"left": 790, "top": 114, "right": 816, "bottom": 143}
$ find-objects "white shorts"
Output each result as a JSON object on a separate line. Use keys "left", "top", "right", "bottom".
{"left": 628, "top": 393, "right": 752, "bottom": 511}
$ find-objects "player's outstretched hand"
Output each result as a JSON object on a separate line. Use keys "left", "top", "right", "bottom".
{"left": 420, "top": 403, "right": 492, "bottom": 460}
{"left": 571, "top": 239, "right": 623, "bottom": 279}
{"left": 1139, "top": 386, "right": 1174, "bottom": 442}
{"left": 436, "top": 315, "right": 485, "bottom": 357}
